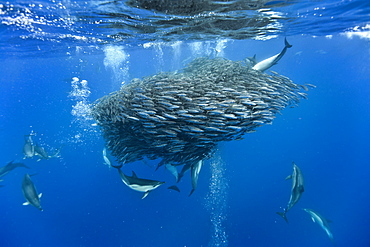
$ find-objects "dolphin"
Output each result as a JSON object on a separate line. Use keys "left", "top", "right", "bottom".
{"left": 23, "top": 134, "right": 35, "bottom": 159}
{"left": 22, "top": 174, "right": 43, "bottom": 211}
{"left": 252, "top": 38, "right": 292, "bottom": 72}
{"left": 177, "top": 163, "right": 192, "bottom": 183}
{"left": 34, "top": 144, "right": 62, "bottom": 161}
{"left": 303, "top": 208, "right": 334, "bottom": 243}
{"left": 0, "top": 161, "right": 30, "bottom": 178}
{"left": 112, "top": 164, "right": 165, "bottom": 199}
{"left": 189, "top": 159, "right": 203, "bottom": 196}
{"left": 34, "top": 145, "right": 50, "bottom": 161}
{"left": 102, "top": 148, "right": 112, "bottom": 167}
{"left": 277, "top": 162, "right": 304, "bottom": 222}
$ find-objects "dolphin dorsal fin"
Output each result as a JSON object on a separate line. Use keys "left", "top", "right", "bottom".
{"left": 131, "top": 171, "right": 138, "bottom": 178}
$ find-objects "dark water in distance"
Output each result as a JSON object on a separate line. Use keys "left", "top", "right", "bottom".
{"left": 1, "top": 1, "right": 370, "bottom": 246}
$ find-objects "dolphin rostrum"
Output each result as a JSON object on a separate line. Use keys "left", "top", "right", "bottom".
{"left": 189, "top": 159, "right": 203, "bottom": 196}
{"left": 112, "top": 164, "right": 165, "bottom": 199}
{"left": 277, "top": 162, "right": 304, "bottom": 222}
{"left": 252, "top": 38, "right": 292, "bottom": 72}
{"left": 303, "top": 208, "right": 334, "bottom": 243}
{"left": 0, "top": 161, "right": 30, "bottom": 178}
{"left": 22, "top": 174, "right": 43, "bottom": 211}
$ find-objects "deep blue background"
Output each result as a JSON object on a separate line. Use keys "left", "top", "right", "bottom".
{"left": 0, "top": 35, "right": 370, "bottom": 247}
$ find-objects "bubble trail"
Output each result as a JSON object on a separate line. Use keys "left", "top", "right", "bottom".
{"left": 205, "top": 153, "right": 229, "bottom": 247}
{"left": 68, "top": 77, "right": 97, "bottom": 143}
{"left": 103, "top": 45, "right": 130, "bottom": 88}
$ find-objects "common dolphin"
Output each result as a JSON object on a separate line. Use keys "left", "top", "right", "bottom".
{"left": 34, "top": 145, "right": 49, "bottom": 161}
{"left": 189, "top": 159, "right": 203, "bottom": 196}
{"left": 23, "top": 134, "right": 35, "bottom": 159}
{"left": 0, "top": 161, "right": 30, "bottom": 178}
{"left": 303, "top": 208, "right": 334, "bottom": 243}
{"left": 112, "top": 164, "right": 165, "bottom": 199}
{"left": 277, "top": 162, "right": 304, "bottom": 222}
{"left": 34, "top": 144, "right": 62, "bottom": 161}
{"left": 22, "top": 174, "right": 43, "bottom": 211}
{"left": 252, "top": 38, "right": 292, "bottom": 72}
{"left": 102, "top": 148, "right": 112, "bottom": 167}
{"left": 177, "top": 163, "right": 192, "bottom": 183}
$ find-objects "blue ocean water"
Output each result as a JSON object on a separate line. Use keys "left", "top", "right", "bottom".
{"left": 1, "top": 1, "right": 370, "bottom": 247}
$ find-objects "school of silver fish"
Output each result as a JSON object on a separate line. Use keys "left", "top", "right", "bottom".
{"left": 91, "top": 57, "right": 311, "bottom": 169}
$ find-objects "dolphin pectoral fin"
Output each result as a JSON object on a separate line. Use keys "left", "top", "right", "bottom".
{"left": 311, "top": 217, "right": 316, "bottom": 223}
{"left": 38, "top": 193, "right": 42, "bottom": 199}
{"left": 276, "top": 212, "right": 289, "bottom": 223}
{"left": 142, "top": 191, "right": 150, "bottom": 199}
{"left": 23, "top": 201, "right": 30, "bottom": 206}
{"left": 285, "top": 175, "right": 292, "bottom": 180}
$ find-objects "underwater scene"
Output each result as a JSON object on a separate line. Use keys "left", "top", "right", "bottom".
{"left": 1, "top": 0, "right": 370, "bottom": 246}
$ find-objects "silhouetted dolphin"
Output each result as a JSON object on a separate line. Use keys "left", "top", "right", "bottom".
{"left": 189, "top": 160, "right": 203, "bottom": 196}
{"left": 252, "top": 38, "right": 292, "bottom": 72}
{"left": 303, "top": 208, "right": 334, "bottom": 243}
{"left": 277, "top": 162, "right": 304, "bottom": 222}
{"left": 0, "top": 161, "right": 29, "bottom": 178}
{"left": 22, "top": 174, "right": 43, "bottom": 211}
{"left": 112, "top": 164, "right": 164, "bottom": 199}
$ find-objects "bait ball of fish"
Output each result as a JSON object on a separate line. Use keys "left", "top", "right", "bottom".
{"left": 91, "top": 57, "right": 308, "bottom": 167}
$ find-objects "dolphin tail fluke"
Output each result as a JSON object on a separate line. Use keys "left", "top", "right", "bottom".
{"left": 188, "top": 189, "right": 195, "bottom": 197}
{"left": 111, "top": 164, "right": 123, "bottom": 169}
{"left": 276, "top": 211, "right": 289, "bottom": 223}
{"left": 284, "top": 38, "right": 292, "bottom": 48}
{"left": 19, "top": 163, "right": 30, "bottom": 169}
{"left": 168, "top": 185, "right": 180, "bottom": 192}
{"left": 247, "top": 54, "right": 257, "bottom": 66}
